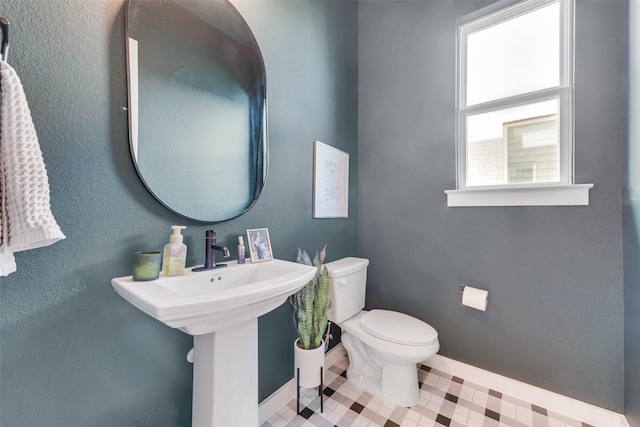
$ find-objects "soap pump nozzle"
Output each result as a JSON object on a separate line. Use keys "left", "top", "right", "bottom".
{"left": 169, "top": 225, "right": 186, "bottom": 243}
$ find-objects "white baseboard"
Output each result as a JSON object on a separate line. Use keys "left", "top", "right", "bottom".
{"left": 258, "top": 344, "right": 629, "bottom": 427}
{"left": 258, "top": 344, "right": 346, "bottom": 424}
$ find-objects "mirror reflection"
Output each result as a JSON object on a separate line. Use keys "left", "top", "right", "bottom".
{"left": 126, "top": 0, "right": 267, "bottom": 222}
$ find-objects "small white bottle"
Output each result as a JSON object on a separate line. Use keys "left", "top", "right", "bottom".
{"left": 237, "top": 236, "right": 246, "bottom": 264}
{"left": 162, "top": 225, "right": 187, "bottom": 276}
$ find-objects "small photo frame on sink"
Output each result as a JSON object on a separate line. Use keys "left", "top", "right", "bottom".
{"left": 246, "top": 228, "right": 273, "bottom": 263}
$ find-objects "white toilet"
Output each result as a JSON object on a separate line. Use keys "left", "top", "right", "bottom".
{"left": 324, "top": 257, "right": 439, "bottom": 407}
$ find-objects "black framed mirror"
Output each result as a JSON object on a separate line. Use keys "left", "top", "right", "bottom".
{"left": 126, "top": 0, "right": 267, "bottom": 222}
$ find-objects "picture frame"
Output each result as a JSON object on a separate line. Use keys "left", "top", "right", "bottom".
{"left": 313, "top": 141, "right": 349, "bottom": 218}
{"left": 246, "top": 228, "right": 273, "bottom": 263}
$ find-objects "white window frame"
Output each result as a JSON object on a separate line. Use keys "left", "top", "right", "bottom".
{"left": 445, "top": 0, "right": 593, "bottom": 207}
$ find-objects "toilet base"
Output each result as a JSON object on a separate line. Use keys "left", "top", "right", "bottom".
{"left": 346, "top": 362, "right": 420, "bottom": 407}
{"left": 342, "top": 332, "right": 423, "bottom": 407}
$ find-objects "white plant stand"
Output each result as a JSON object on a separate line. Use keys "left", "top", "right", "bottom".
{"left": 293, "top": 339, "right": 325, "bottom": 415}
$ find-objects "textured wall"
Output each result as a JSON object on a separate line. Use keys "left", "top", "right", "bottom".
{"left": 358, "top": 0, "right": 626, "bottom": 412}
{"left": 0, "top": 1, "right": 358, "bottom": 426}
{"left": 625, "top": 0, "right": 640, "bottom": 424}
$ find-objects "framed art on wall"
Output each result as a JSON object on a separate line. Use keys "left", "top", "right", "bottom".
{"left": 313, "top": 141, "right": 349, "bottom": 218}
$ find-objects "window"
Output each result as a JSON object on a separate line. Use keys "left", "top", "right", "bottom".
{"left": 446, "top": 0, "right": 592, "bottom": 207}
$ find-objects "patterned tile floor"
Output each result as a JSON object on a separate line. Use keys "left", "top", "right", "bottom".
{"left": 261, "top": 354, "right": 595, "bottom": 427}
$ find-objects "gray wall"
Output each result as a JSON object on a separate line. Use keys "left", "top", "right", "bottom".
{"left": 625, "top": 0, "right": 640, "bottom": 424}
{"left": 0, "top": 1, "right": 358, "bottom": 426}
{"left": 359, "top": 0, "right": 626, "bottom": 412}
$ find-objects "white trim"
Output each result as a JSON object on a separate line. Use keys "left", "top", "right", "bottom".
{"left": 427, "top": 353, "right": 629, "bottom": 427}
{"left": 445, "top": 183, "right": 593, "bottom": 206}
{"left": 258, "top": 376, "right": 295, "bottom": 424}
{"left": 259, "top": 344, "right": 628, "bottom": 427}
{"left": 258, "top": 344, "right": 347, "bottom": 424}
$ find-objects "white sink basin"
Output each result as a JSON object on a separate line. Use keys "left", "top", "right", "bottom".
{"left": 111, "top": 259, "right": 316, "bottom": 335}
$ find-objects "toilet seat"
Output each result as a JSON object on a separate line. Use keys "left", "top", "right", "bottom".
{"left": 360, "top": 310, "right": 438, "bottom": 346}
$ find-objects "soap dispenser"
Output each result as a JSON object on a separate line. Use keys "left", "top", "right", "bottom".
{"left": 162, "top": 225, "right": 187, "bottom": 276}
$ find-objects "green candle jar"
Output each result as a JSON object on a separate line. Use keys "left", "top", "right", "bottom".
{"left": 133, "top": 251, "right": 162, "bottom": 281}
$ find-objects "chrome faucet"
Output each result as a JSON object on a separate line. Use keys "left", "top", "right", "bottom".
{"left": 192, "top": 230, "right": 230, "bottom": 271}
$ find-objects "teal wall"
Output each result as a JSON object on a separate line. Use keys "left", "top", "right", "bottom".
{"left": 0, "top": 1, "right": 358, "bottom": 426}
{"left": 625, "top": 0, "right": 640, "bottom": 424}
{"left": 359, "top": 0, "right": 627, "bottom": 412}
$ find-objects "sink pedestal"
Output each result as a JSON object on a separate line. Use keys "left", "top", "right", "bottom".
{"left": 192, "top": 319, "right": 258, "bottom": 427}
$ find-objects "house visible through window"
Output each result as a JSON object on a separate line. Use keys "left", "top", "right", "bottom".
{"left": 447, "top": 0, "right": 591, "bottom": 207}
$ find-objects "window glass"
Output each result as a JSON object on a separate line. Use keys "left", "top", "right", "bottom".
{"left": 466, "top": 100, "right": 559, "bottom": 186}
{"left": 466, "top": 1, "right": 560, "bottom": 106}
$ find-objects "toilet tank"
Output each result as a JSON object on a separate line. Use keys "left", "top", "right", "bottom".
{"left": 324, "top": 257, "right": 370, "bottom": 323}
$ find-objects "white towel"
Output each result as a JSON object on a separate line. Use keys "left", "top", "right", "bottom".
{"left": 0, "top": 60, "right": 65, "bottom": 276}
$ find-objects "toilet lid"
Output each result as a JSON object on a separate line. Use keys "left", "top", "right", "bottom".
{"left": 360, "top": 310, "right": 438, "bottom": 346}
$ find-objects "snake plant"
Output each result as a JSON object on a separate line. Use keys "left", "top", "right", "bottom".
{"left": 289, "top": 245, "right": 330, "bottom": 350}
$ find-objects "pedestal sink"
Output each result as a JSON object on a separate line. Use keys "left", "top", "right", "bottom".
{"left": 112, "top": 259, "right": 316, "bottom": 427}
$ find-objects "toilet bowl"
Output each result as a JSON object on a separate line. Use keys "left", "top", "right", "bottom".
{"left": 324, "top": 257, "right": 440, "bottom": 407}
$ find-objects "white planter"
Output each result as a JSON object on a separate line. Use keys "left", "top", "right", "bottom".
{"left": 294, "top": 339, "right": 325, "bottom": 388}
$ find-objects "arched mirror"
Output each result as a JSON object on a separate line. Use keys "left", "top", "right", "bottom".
{"left": 126, "top": 0, "right": 267, "bottom": 222}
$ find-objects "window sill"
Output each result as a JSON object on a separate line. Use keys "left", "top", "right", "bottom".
{"left": 445, "top": 184, "right": 594, "bottom": 207}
